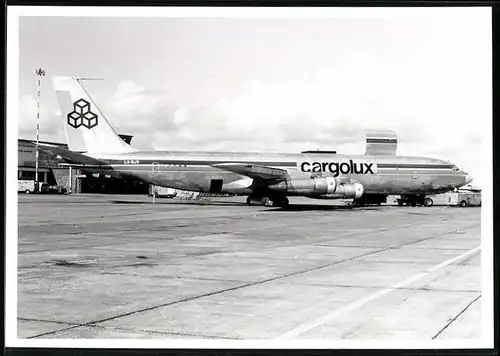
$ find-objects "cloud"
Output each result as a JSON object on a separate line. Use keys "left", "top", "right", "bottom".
{"left": 18, "top": 94, "right": 65, "bottom": 143}
{"left": 105, "top": 80, "right": 178, "bottom": 137}
{"left": 114, "top": 62, "right": 483, "bottom": 151}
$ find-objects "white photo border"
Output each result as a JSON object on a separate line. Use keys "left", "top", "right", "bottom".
{"left": 5, "top": 5, "right": 494, "bottom": 350}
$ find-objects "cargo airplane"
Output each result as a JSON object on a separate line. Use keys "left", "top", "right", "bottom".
{"left": 37, "top": 76, "right": 473, "bottom": 208}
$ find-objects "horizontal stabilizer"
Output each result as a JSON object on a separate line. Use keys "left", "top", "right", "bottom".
{"left": 212, "top": 163, "right": 289, "bottom": 181}
{"left": 35, "top": 142, "right": 109, "bottom": 166}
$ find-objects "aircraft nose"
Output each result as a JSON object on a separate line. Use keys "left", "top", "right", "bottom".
{"left": 464, "top": 174, "right": 473, "bottom": 185}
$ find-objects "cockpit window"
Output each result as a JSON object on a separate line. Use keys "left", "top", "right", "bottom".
{"left": 452, "top": 166, "right": 460, "bottom": 171}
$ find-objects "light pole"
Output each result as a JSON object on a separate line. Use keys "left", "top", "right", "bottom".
{"left": 34, "top": 68, "right": 46, "bottom": 192}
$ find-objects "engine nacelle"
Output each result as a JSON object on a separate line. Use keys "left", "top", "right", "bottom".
{"left": 268, "top": 177, "right": 337, "bottom": 195}
{"left": 321, "top": 182, "right": 364, "bottom": 199}
{"left": 269, "top": 178, "right": 364, "bottom": 199}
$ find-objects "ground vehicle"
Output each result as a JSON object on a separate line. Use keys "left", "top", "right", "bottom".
{"left": 396, "top": 195, "right": 435, "bottom": 207}
{"left": 18, "top": 180, "right": 35, "bottom": 194}
{"left": 41, "top": 184, "right": 67, "bottom": 194}
{"left": 46, "top": 185, "right": 67, "bottom": 194}
{"left": 395, "top": 190, "right": 481, "bottom": 207}
{"left": 148, "top": 185, "right": 177, "bottom": 198}
{"left": 18, "top": 180, "right": 68, "bottom": 194}
{"left": 40, "top": 183, "right": 50, "bottom": 193}
{"left": 448, "top": 191, "right": 481, "bottom": 207}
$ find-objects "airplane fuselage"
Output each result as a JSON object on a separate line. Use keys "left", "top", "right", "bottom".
{"left": 78, "top": 150, "right": 470, "bottom": 198}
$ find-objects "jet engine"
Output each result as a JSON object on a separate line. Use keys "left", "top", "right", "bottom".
{"left": 268, "top": 177, "right": 364, "bottom": 199}
{"left": 268, "top": 177, "right": 336, "bottom": 195}
{"left": 321, "top": 182, "right": 364, "bottom": 199}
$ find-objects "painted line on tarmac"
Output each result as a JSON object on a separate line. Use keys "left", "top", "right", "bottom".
{"left": 431, "top": 294, "right": 481, "bottom": 339}
{"left": 277, "top": 245, "right": 481, "bottom": 339}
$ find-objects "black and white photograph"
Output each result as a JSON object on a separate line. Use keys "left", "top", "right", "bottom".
{"left": 5, "top": 6, "right": 494, "bottom": 349}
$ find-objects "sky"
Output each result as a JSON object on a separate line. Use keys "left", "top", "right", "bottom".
{"left": 17, "top": 9, "right": 491, "bottom": 187}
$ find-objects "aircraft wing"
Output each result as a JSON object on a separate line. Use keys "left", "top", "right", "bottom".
{"left": 212, "top": 163, "right": 289, "bottom": 181}
{"left": 35, "top": 142, "right": 109, "bottom": 166}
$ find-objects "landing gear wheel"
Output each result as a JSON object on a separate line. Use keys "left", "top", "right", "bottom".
{"left": 270, "top": 197, "right": 289, "bottom": 208}
{"left": 246, "top": 196, "right": 252, "bottom": 205}
{"left": 423, "top": 197, "right": 434, "bottom": 207}
{"left": 280, "top": 197, "right": 290, "bottom": 208}
{"left": 262, "top": 197, "right": 274, "bottom": 207}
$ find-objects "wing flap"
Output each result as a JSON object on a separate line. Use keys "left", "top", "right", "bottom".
{"left": 212, "top": 163, "right": 289, "bottom": 181}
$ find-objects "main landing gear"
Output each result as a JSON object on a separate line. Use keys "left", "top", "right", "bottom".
{"left": 396, "top": 195, "right": 434, "bottom": 207}
{"left": 353, "top": 194, "right": 387, "bottom": 207}
{"left": 246, "top": 195, "right": 290, "bottom": 208}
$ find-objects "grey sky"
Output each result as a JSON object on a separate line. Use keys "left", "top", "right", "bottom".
{"left": 17, "top": 10, "right": 491, "bottom": 186}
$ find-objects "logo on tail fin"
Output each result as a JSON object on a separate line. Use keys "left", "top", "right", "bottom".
{"left": 67, "top": 99, "right": 98, "bottom": 129}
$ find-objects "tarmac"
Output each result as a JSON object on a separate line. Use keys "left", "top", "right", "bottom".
{"left": 17, "top": 194, "right": 482, "bottom": 341}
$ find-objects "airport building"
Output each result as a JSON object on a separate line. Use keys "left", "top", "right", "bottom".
{"left": 18, "top": 136, "right": 149, "bottom": 194}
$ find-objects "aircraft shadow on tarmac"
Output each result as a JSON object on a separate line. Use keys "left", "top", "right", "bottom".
{"left": 110, "top": 199, "right": 249, "bottom": 207}
{"left": 265, "top": 205, "right": 385, "bottom": 212}
{"left": 111, "top": 199, "right": 386, "bottom": 211}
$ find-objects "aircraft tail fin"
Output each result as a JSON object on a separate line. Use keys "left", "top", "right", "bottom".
{"left": 53, "top": 76, "right": 136, "bottom": 154}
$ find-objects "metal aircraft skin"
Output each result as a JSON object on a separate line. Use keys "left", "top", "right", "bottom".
{"left": 39, "top": 76, "right": 473, "bottom": 207}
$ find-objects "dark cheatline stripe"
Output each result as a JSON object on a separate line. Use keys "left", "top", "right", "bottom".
{"left": 366, "top": 138, "right": 398, "bottom": 144}
{"left": 105, "top": 159, "right": 298, "bottom": 167}
{"left": 377, "top": 163, "right": 455, "bottom": 169}
{"left": 93, "top": 159, "right": 455, "bottom": 170}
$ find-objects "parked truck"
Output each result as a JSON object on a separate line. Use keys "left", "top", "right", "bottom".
{"left": 447, "top": 191, "right": 481, "bottom": 207}
{"left": 18, "top": 179, "right": 35, "bottom": 194}
{"left": 395, "top": 190, "right": 481, "bottom": 207}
